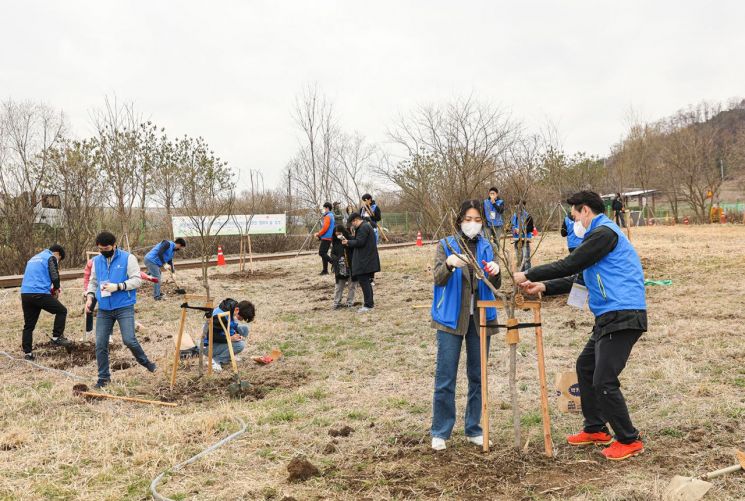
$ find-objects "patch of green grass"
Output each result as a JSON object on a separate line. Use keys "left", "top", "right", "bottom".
{"left": 311, "top": 416, "right": 332, "bottom": 427}
{"left": 33, "top": 380, "right": 53, "bottom": 392}
{"left": 33, "top": 482, "right": 77, "bottom": 501}
{"left": 123, "top": 478, "right": 150, "bottom": 500}
{"left": 519, "top": 383, "right": 528, "bottom": 392}
{"left": 279, "top": 313, "right": 299, "bottom": 323}
{"left": 660, "top": 427, "right": 684, "bottom": 438}
{"left": 347, "top": 409, "right": 369, "bottom": 421}
{"left": 277, "top": 341, "right": 309, "bottom": 357}
{"left": 259, "top": 409, "right": 299, "bottom": 425}
{"left": 257, "top": 448, "right": 279, "bottom": 460}
{"left": 308, "top": 387, "right": 328, "bottom": 400}
{"left": 733, "top": 377, "right": 745, "bottom": 388}
{"left": 520, "top": 411, "right": 542, "bottom": 427}
{"left": 386, "top": 397, "right": 409, "bottom": 409}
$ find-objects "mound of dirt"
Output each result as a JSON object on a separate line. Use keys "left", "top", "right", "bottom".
{"left": 32, "top": 341, "right": 119, "bottom": 369}
{"left": 287, "top": 456, "right": 321, "bottom": 482}
{"left": 328, "top": 425, "right": 355, "bottom": 437}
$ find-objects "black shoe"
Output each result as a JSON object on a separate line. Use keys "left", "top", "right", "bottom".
{"left": 51, "top": 336, "right": 73, "bottom": 348}
{"left": 94, "top": 379, "right": 110, "bottom": 389}
{"left": 320, "top": 270, "right": 329, "bottom": 275}
{"left": 24, "top": 352, "right": 35, "bottom": 361}
{"left": 145, "top": 362, "right": 157, "bottom": 373}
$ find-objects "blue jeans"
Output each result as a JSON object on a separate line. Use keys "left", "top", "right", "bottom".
{"left": 202, "top": 324, "right": 249, "bottom": 364}
{"left": 431, "top": 317, "right": 491, "bottom": 440}
{"left": 144, "top": 258, "right": 162, "bottom": 298}
{"left": 95, "top": 306, "right": 150, "bottom": 381}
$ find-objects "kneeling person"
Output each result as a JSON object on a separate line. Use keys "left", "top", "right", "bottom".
{"left": 203, "top": 298, "right": 255, "bottom": 371}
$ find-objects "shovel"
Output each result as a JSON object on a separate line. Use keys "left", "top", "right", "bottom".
{"left": 663, "top": 450, "right": 745, "bottom": 501}
{"left": 168, "top": 269, "right": 186, "bottom": 294}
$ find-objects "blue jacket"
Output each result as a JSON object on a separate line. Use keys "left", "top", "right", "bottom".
{"left": 94, "top": 248, "right": 137, "bottom": 310}
{"left": 565, "top": 216, "right": 584, "bottom": 250}
{"left": 20, "top": 249, "right": 55, "bottom": 294}
{"left": 582, "top": 214, "right": 646, "bottom": 317}
{"left": 511, "top": 210, "right": 533, "bottom": 240}
{"left": 431, "top": 236, "right": 497, "bottom": 329}
{"left": 319, "top": 213, "right": 335, "bottom": 240}
{"left": 205, "top": 304, "right": 239, "bottom": 345}
{"left": 483, "top": 198, "right": 504, "bottom": 227}
{"left": 145, "top": 240, "right": 176, "bottom": 267}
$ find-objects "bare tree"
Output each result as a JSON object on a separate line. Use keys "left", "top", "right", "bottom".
{"left": 0, "top": 100, "right": 66, "bottom": 273}
{"left": 333, "top": 132, "right": 376, "bottom": 206}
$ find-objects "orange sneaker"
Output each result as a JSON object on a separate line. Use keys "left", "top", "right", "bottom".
{"left": 567, "top": 430, "right": 614, "bottom": 446}
{"left": 601, "top": 440, "right": 644, "bottom": 460}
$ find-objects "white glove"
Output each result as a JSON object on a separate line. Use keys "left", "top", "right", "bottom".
{"left": 102, "top": 283, "right": 119, "bottom": 293}
{"left": 483, "top": 260, "right": 500, "bottom": 276}
{"left": 446, "top": 254, "right": 468, "bottom": 269}
{"left": 163, "top": 264, "right": 172, "bottom": 272}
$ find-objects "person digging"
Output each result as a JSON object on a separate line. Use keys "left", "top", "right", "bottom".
{"left": 85, "top": 231, "right": 157, "bottom": 388}
{"left": 143, "top": 237, "right": 186, "bottom": 300}
{"left": 20, "top": 243, "right": 72, "bottom": 360}
{"left": 514, "top": 190, "right": 647, "bottom": 461}
{"left": 202, "top": 298, "right": 255, "bottom": 372}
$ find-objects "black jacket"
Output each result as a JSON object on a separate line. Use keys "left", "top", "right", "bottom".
{"left": 330, "top": 228, "right": 355, "bottom": 281}
{"left": 346, "top": 222, "right": 380, "bottom": 277}
{"left": 211, "top": 298, "right": 238, "bottom": 344}
{"left": 612, "top": 199, "right": 623, "bottom": 212}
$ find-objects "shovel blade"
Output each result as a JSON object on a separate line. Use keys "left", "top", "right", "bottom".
{"left": 663, "top": 475, "right": 713, "bottom": 501}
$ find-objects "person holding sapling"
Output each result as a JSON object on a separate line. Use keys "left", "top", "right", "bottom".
{"left": 330, "top": 225, "right": 357, "bottom": 309}
{"left": 143, "top": 237, "right": 187, "bottom": 300}
{"left": 20, "top": 244, "right": 72, "bottom": 360}
{"left": 514, "top": 190, "right": 647, "bottom": 461}
{"left": 429, "top": 199, "right": 501, "bottom": 451}
{"left": 86, "top": 231, "right": 157, "bottom": 388}
{"left": 339, "top": 212, "right": 379, "bottom": 313}
{"left": 202, "top": 298, "right": 255, "bottom": 372}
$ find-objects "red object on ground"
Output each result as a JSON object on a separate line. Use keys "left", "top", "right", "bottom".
{"left": 567, "top": 430, "right": 614, "bottom": 446}
{"left": 416, "top": 231, "right": 423, "bottom": 247}
{"left": 217, "top": 245, "right": 226, "bottom": 266}
{"left": 532, "top": 228, "right": 539, "bottom": 237}
{"left": 601, "top": 440, "right": 644, "bottom": 461}
{"left": 253, "top": 355, "right": 273, "bottom": 365}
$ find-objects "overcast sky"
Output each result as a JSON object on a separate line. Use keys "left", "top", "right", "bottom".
{"left": 2, "top": 1, "right": 744, "bottom": 187}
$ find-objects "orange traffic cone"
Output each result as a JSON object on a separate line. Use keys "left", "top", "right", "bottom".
{"left": 683, "top": 216, "right": 689, "bottom": 225}
{"left": 217, "top": 245, "right": 226, "bottom": 266}
{"left": 416, "top": 231, "right": 423, "bottom": 247}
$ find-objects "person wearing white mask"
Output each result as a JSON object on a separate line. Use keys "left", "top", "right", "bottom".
{"left": 429, "top": 199, "right": 501, "bottom": 451}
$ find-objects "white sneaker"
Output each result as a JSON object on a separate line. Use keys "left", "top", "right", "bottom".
{"left": 358, "top": 306, "right": 372, "bottom": 313}
{"left": 85, "top": 330, "right": 93, "bottom": 338}
{"left": 211, "top": 359, "right": 223, "bottom": 372}
{"left": 466, "top": 435, "right": 493, "bottom": 447}
{"left": 234, "top": 357, "right": 241, "bottom": 362}
{"left": 431, "top": 437, "right": 447, "bottom": 451}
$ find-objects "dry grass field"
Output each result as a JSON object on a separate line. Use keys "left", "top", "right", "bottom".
{"left": 0, "top": 225, "right": 744, "bottom": 501}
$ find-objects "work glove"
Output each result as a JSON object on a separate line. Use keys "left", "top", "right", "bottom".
{"left": 163, "top": 264, "right": 172, "bottom": 272}
{"left": 445, "top": 254, "right": 468, "bottom": 269}
{"left": 482, "top": 260, "right": 500, "bottom": 276}
{"left": 102, "top": 282, "right": 119, "bottom": 293}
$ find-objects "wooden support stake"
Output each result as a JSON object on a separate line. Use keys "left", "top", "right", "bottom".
{"left": 479, "top": 307, "right": 489, "bottom": 453}
{"left": 534, "top": 305, "right": 553, "bottom": 457}
{"left": 78, "top": 391, "right": 177, "bottom": 407}
{"left": 207, "top": 314, "right": 214, "bottom": 375}
{"left": 248, "top": 235, "right": 254, "bottom": 273}
{"left": 239, "top": 237, "right": 244, "bottom": 272}
{"left": 217, "top": 312, "right": 239, "bottom": 373}
{"left": 170, "top": 307, "right": 188, "bottom": 389}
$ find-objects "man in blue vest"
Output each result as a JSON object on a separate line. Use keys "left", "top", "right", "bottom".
{"left": 85, "top": 231, "right": 156, "bottom": 388}
{"left": 483, "top": 187, "right": 504, "bottom": 244}
{"left": 20, "top": 244, "right": 72, "bottom": 360}
{"left": 511, "top": 200, "right": 534, "bottom": 271}
{"left": 561, "top": 213, "right": 585, "bottom": 286}
{"left": 144, "top": 237, "right": 186, "bottom": 300}
{"left": 513, "top": 191, "right": 647, "bottom": 461}
{"left": 315, "top": 202, "right": 335, "bottom": 275}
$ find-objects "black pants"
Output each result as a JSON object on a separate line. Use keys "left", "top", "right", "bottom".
{"left": 21, "top": 293, "right": 67, "bottom": 353}
{"left": 614, "top": 211, "right": 625, "bottom": 227}
{"left": 576, "top": 329, "right": 642, "bottom": 444}
{"left": 355, "top": 273, "right": 374, "bottom": 308}
{"left": 85, "top": 296, "right": 98, "bottom": 332}
{"left": 318, "top": 240, "right": 332, "bottom": 272}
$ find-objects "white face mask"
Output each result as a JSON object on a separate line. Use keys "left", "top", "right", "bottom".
{"left": 461, "top": 222, "right": 482, "bottom": 239}
{"left": 573, "top": 221, "right": 586, "bottom": 239}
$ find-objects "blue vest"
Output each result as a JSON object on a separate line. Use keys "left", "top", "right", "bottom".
{"left": 145, "top": 240, "right": 175, "bottom": 267}
{"left": 204, "top": 306, "right": 238, "bottom": 345}
{"left": 20, "top": 249, "right": 54, "bottom": 294}
{"left": 511, "top": 210, "right": 533, "bottom": 240}
{"left": 431, "top": 236, "right": 498, "bottom": 329}
{"left": 582, "top": 214, "right": 646, "bottom": 317}
{"left": 94, "top": 249, "right": 137, "bottom": 310}
{"left": 483, "top": 199, "right": 504, "bottom": 227}
{"left": 565, "top": 216, "right": 583, "bottom": 250}
{"left": 320, "top": 213, "right": 335, "bottom": 239}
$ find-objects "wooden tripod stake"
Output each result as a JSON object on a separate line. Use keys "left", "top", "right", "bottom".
{"left": 170, "top": 295, "right": 213, "bottom": 389}
{"left": 478, "top": 299, "right": 553, "bottom": 457}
